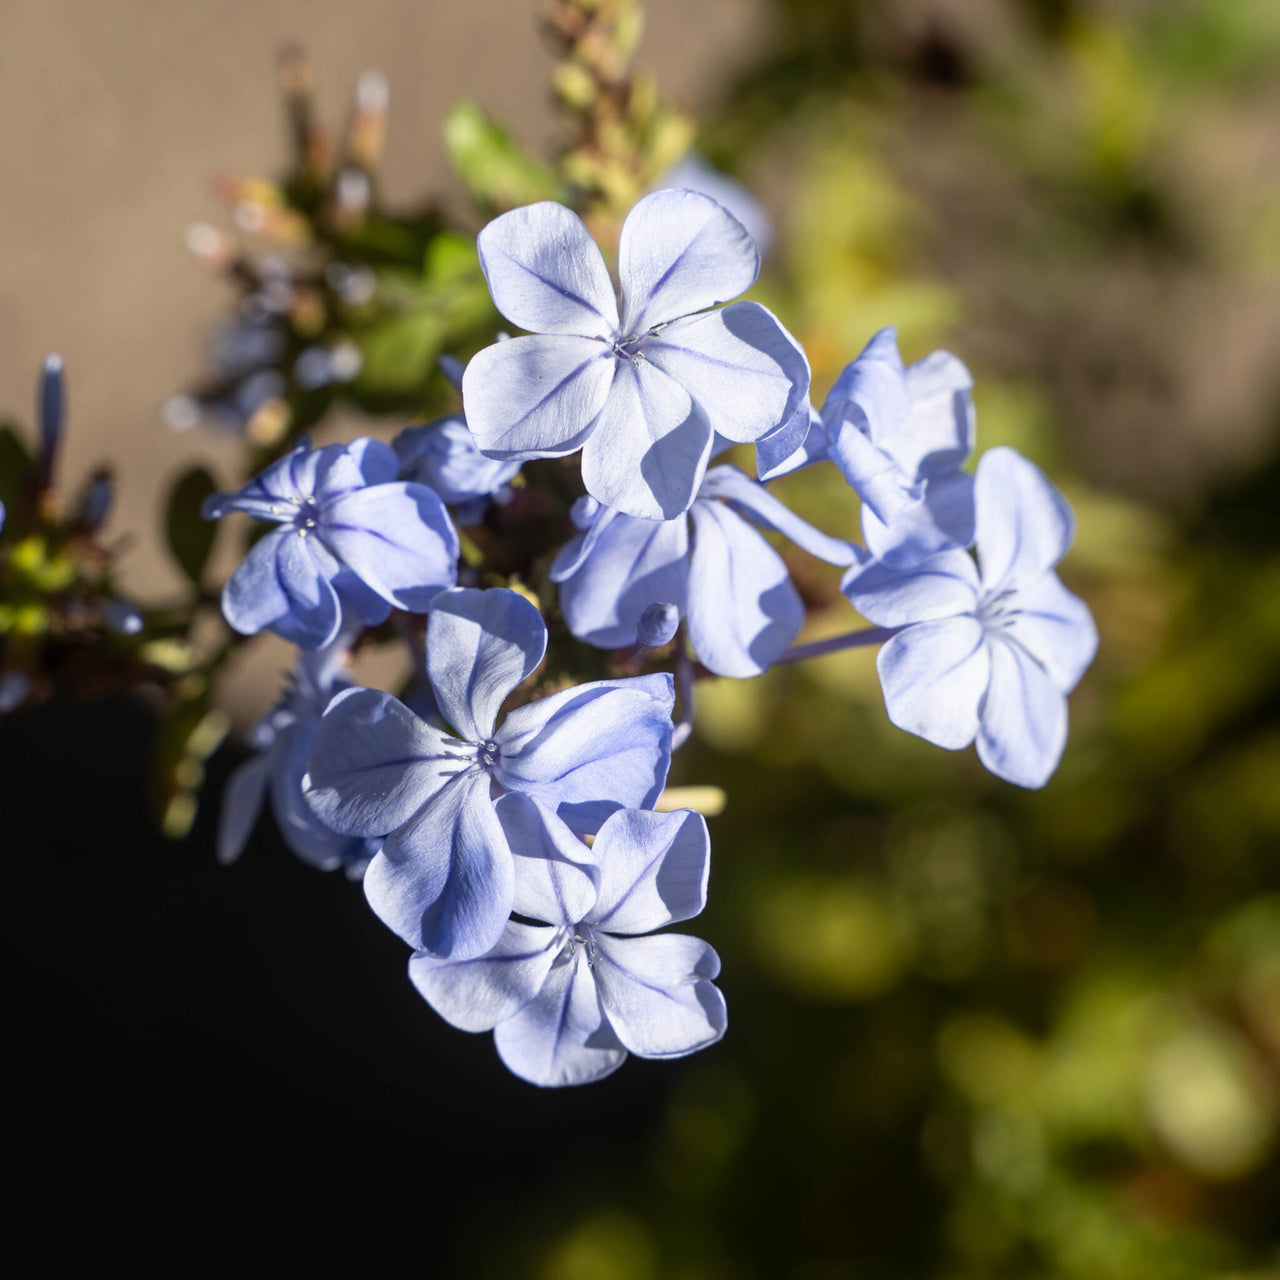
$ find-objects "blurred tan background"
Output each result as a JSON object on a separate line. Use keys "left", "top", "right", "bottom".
{"left": 0, "top": 0, "right": 765, "bottom": 600}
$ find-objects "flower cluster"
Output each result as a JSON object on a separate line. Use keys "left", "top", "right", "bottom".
{"left": 203, "top": 186, "right": 1096, "bottom": 1085}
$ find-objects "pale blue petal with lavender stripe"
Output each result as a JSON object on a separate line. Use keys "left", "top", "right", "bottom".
{"left": 304, "top": 686, "right": 458, "bottom": 837}
{"left": 843, "top": 548, "right": 981, "bottom": 627}
{"left": 618, "top": 188, "right": 759, "bottom": 334}
{"left": 364, "top": 769, "right": 514, "bottom": 958}
{"left": 476, "top": 200, "right": 618, "bottom": 338}
{"left": 409, "top": 921, "right": 560, "bottom": 1033}
{"left": 499, "top": 793, "right": 598, "bottom": 926}
{"left": 590, "top": 933, "right": 726, "bottom": 1059}
{"left": 756, "top": 400, "right": 826, "bottom": 481}
{"left": 687, "top": 498, "right": 803, "bottom": 677}
{"left": 876, "top": 616, "right": 991, "bottom": 751}
{"left": 896, "top": 351, "right": 974, "bottom": 480}
{"left": 1002, "top": 572, "right": 1098, "bottom": 694}
{"left": 426, "top": 587, "right": 547, "bottom": 743}
{"left": 975, "top": 447, "right": 1075, "bottom": 592}
{"left": 862, "top": 470, "right": 976, "bottom": 567}
{"left": 222, "top": 528, "right": 344, "bottom": 649}
{"left": 494, "top": 950, "right": 628, "bottom": 1087}
{"left": 463, "top": 334, "right": 616, "bottom": 460}
{"left": 590, "top": 807, "right": 709, "bottom": 934}
{"left": 493, "top": 673, "right": 675, "bottom": 834}
{"left": 976, "top": 637, "right": 1068, "bottom": 788}
{"left": 393, "top": 414, "right": 520, "bottom": 506}
{"left": 643, "top": 302, "right": 810, "bottom": 445}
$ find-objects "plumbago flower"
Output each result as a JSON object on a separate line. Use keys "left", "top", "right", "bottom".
{"left": 759, "top": 327, "right": 976, "bottom": 566}
{"left": 205, "top": 437, "right": 459, "bottom": 649}
{"left": 843, "top": 447, "right": 1097, "bottom": 788}
{"left": 552, "top": 465, "right": 857, "bottom": 678}
{"left": 461, "top": 189, "right": 810, "bottom": 520}
{"left": 304, "top": 587, "right": 674, "bottom": 960}
{"left": 218, "top": 633, "right": 376, "bottom": 877}
{"left": 410, "top": 795, "right": 725, "bottom": 1087}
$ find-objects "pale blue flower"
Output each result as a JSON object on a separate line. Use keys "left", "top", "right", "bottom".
{"left": 393, "top": 415, "right": 520, "bottom": 524}
{"left": 462, "top": 189, "right": 810, "bottom": 520}
{"left": 760, "top": 327, "right": 976, "bottom": 565}
{"left": 842, "top": 447, "right": 1097, "bottom": 788}
{"left": 409, "top": 797, "right": 725, "bottom": 1087}
{"left": 205, "top": 437, "right": 459, "bottom": 649}
{"left": 552, "top": 465, "right": 856, "bottom": 678}
{"left": 218, "top": 637, "right": 376, "bottom": 877}
{"left": 304, "top": 588, "right": 674, "bottom": 960}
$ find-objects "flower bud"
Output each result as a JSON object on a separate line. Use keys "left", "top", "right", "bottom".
{"left": 104, "top": 600, "right": 144, "bottom": 636}
{"left": 637, "top": 601, "right": 679, "bottom": 649}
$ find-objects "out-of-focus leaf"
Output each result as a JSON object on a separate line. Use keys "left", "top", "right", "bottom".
{"left": 444, "top": 101, "right": 567, "bottom": 210}
{"left": 0, "top": 423, "right": 34, "bottom": 522}
{"left": 355, "top": 309, "right": 445, "bottom": 395}
{"left": 165, "top": 467, "right": 219, "bottom": 586}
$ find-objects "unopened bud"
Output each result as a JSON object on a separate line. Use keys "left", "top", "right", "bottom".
{"left": 79, "top": 469, "right": 114, "bottom": 531}
{"left": 38, "top": 354, "right": 65, "bottom": 468}
{"left": 105, "top": 600, "right": 144, "bottom": 636}
{"left": 570, "top": 495, "right": 601, "bottom": 531}
{"left": 637, "top": 601, "right": 679, "bottom": 648}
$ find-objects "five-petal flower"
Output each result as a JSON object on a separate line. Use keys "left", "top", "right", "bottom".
{"left": 304, "top": 587, "right": 674, "bottom": 960}
{"left": 462, "top": 189, "right": 810, "bottom": 520}
{"left": 552, "top": 465, "right": 857, "bottom": 678}
{"left": 205, "top": 437, "right": 459, "bottom": 649}
{"left": 842, "top": 447, "right": 1097, "bottom": 787}
{"left": 410, "top": 795, "right": 726, "bottom": 1087}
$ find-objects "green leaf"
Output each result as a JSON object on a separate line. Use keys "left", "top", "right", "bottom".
{"left": 444, "top": 101, "right": 567, "bottom": 210}
{"left": 356, "top": 310, "right": 445, "bottom": 396}
{"left": 0, "top": 422, "right": 34, "bottom": 523}
{"left": 165, "top": 466, "right": 219, "bottom": 586}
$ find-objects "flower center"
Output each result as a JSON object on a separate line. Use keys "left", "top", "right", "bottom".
{"left": 564, "top": 924, "right": 599, "bottom": 968}
{"left": 476, "top": 738, "right": 501, "bottom": 768}
{"left": 611, "top": 334, "right": 646, "bottom": 365}
{"left": 978, "top": 587, "right": 1019, "bottom": 630}
{"left": 292, "top": 498, "right": 322, "bottom": 535}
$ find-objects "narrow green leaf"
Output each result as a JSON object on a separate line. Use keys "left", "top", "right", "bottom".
{"left": 165, "top": 466, "right": 219, "bottom": 586}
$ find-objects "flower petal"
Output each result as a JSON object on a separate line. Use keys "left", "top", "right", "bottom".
{"left": 590, "top": 808, "right": 709, "bottom": 934}
{"left": 462, "top": 334, "right": 615, "bottom": 461}
{"left": 217, "top": 752, "right": 270, "bottom": 865}
{"left": 580, "top": 358, "right": 712, "bottom": 520}
{"left": 822, "top": 328, "right": 910, "bottom": 447}
{"left": 365, "top": 770, "right": 513, "bottom": 958}
{"left": 975, "top": 447, "right": 1074, "bottom": 593}
{"left": 494, "top": 674, "right": 675, "bottom": 833}
{"left": 898, "top": 351, "right": 975, "bottom": 480}
{"left": 494, "top": 949, "right": 628, "bottom": 1087}
{"left": 1004, "top": 572, "right": 1097, "bottom": 694}
{"left": 842, "top": 550, "right": 980, "bottom": 627}
{"left": 498, "top": 793, "right": 598, "bottom": 926}
{"left": 977, "top": 637, "right": 1068, "bottom": 788}
{"left": 426, "top": 587, "right": 548, "bottom": 743}
{"left": 319, "top": 482, "right": 458, "bottom": 613}
{"left": 688, "top": 498, "right": 802, "bottom": 677}
{"left": 861, "top": 471, "right": 977, "bottom": 567}
{"left": 619, "top": 188, "right": 759, "bottom": 334}
{"left": 699, "top": 465, "right": 858, "bottom": 566}
{"left": 304, "top": 687, "right": 456, "bottom": 837}
{"left": 644, "top": 302, "right": 809, "bottom": 444}
{"left": 393, "top": 415, "right": 521, "bottom": 505}
{"left": 408, "top": 920, "right": 558, "bottom": 1033}
{"left": 222, "top": 528, "right": 343, "bottom": 649}
{"left": 476, "top": 201, "right": 618, "bottom": 337}
{"left": 592, "top": 933, "right": 726, "bottom": 1058}
{"left": 552, "top": 509, "right": 690, "bottom": 650}
{"left": 876, "top": 617, "right": 990, "bottom": 750}
{"left": 756, "top": 401, "right": 828, "bottom": 482}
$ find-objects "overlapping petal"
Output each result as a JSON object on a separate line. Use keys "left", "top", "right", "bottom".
{"left": 897, "top": 351, "right": 974, "bottom": 480}
{"left": 861, "top": 471, "right": 976, "bottom": 567}
{"left": 366, "top": 769, "right": 513, "bottom": 958}
{"left": 688, "top": 499, "right": 802, "bottom": 677}
{"left": 975, "top": 447, "right": 1074, "bottom": 593}
{"left": 580, "top": 358, "right": 711, "bottom": 520}
{"left": 426, "top": 587, "right": 547, "bottom": 743}
{"left": 590, "top": 808, "right": 709, "bottom": 934}
{"left": 305, "top": 687, "right": 455, "bottom": 836}
{"left": 463, "top": 334, "right": 616, "bottom": 460}
{"left": 876, "top": 617, "right": 990, "bottom": 750}
{"left": 217, "top": 753, "right": 269, "bottom": 865}
{"left": 1003, "top": 573, "right": 1098, "bottom": 694}
{"left": 755, "top": 401, "right": 825, "bottom": 481}
{"left": 843, "top": 549, "right": 980, "bottom": 627}
{"left": 824, "top": 328, "right": 910, "bottom": 448}
{"left": 592, "top": 933, "right": 726, "bottom": 1058}
{"left": 618, "top": 188, "right": 759, "bottom": 334}
{"left": 493, "top": 950, "right": 628, "bottom": 1087}
{"left": 477, "top": 201, "right": 618, "bottom": 337}
{"left": 976, "top": 638, "right": 1068, "bottom": 788}
{"left": 644, "top": 302, "right": 809, "bottom": 444}
{"left": 393, "top": 415, "right": 520, "bottom": 506}
{"left": 494, "top": 674, "right": 675, "bottom": 833}
{"left": 409, "top": 921, "right": 559, "bottom": 1033}
{"left": 222, "top": 529, "right": 343, "bottom": 649}
{"left": 499, "top": 794, "right": 598, "bottom": 926}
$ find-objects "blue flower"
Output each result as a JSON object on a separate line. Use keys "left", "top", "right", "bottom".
{"left": 409, "top": 796, "right": 725, "bottom": 1087}
{"left": 552, "top": 465, "right": 856, "bottom": 678}
{"left": 392, "top": 415, "right": 520, "bottom": 524}
{"left": 760, "top": 327, "right": 976, "bottom": 566}
{"left": 205, "top": 437, "right": 459, "bottom": 649}
{"left": 842, "top": 447, "right": 1097, "bottom": 788}
{"left": 304, "top": 588, "right": 675, "bottom": 960}
{"left": 461, "top": 189, "right": 810, "bottom": 520}
{"left": 218, "top": 638, "right": 376, "bottom": 877}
